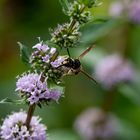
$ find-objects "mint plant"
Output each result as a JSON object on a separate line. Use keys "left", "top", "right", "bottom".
{"left": 0, "top": 0, "right": 100, "bottom": 139}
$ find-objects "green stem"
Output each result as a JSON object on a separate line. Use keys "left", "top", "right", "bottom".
{"left": 25, "top": 104, "right": 36, "bottom": 129}
{"left": 67, "top": 48, "right": 71, "bottom": 57}
{"left": 101, "top": 88, "right": 116, "bottom": 112}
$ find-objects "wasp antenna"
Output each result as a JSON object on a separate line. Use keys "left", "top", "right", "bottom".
{"left": 78, "top": 45, "right": 96, "bottom": 60}
{"left": 80, "top": 69, "right": 98, "bottom": 84}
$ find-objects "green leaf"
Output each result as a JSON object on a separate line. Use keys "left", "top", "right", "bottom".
{"left": 45, "top": 40, "right": 61, "bottom": 50}
{"left": 78, "top": 0, "right": 101, "bottom": 8}
{"left": 17, "top": 42, "right": 31, "bottom": 65}
{"left": 79, "top": 18, "right": 123, "bottom": 46}
{"left": 59, "top": 0, "right": 70, "bottom": 14}
{"left": 119, "top": 84, "right": 140, "bottom": 107}
{"left": 0, "top": 98, "right": 25, "bottom": 105}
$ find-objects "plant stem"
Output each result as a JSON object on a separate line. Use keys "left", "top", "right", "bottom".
{"left": 101, "top": 88, "right": 116, "bottom": 112}
{"left": 67, "top": 48, "right": 71, "bottom": 57}
{"left": 25, "top": 104, "right": 36, "bottom": 129}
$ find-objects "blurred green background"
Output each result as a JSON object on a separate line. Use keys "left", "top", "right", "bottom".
{"left": 0, "top": 0, "right": 140, "bottom": 139}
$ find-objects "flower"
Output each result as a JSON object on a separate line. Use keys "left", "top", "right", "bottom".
{"left": 109, "top": 1, "right": 123, "bottom": 17}
{"left": 33, "top": 42, "right": 49, "bottom": 52}
{"left": 49, "top": 89, "right": 62, "bottom": 102}
{"left": 109, "top": 0, "right": 140, "bottom": 24}
{"left": 127, "top": 0, "right": 140, "bottom": 24}
{"left": 50, "top": 23, "right": 80, "bottom": 48}
{"left": 51, "top": 57, "right": 65, "bottom": 68}
{"left": 42, "top": 55, "right": 50, "bottom": 63}
{"left": 95, "top": 54, "right": 135, "bottom": 89}
{"left": 74, "top": 108, "right": 117, "bottom": 140}
{"left": 0, "top": 111, "right": 47, "bottom": 140}
{"left": 67, "top": 1, "right": 91, "bottom": 24}
{"left": 16, "top": 73, "right": 62, "bottom": 105}
{"left": 50, "top": 48, "right": 57, "bottom": 55}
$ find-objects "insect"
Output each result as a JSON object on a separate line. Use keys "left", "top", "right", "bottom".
{"left": 58, "top": 45, "right": 97, "bottom": 84}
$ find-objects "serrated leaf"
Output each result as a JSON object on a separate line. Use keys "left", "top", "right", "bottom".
{"left": 0, "top": 98, "right": 25, "bottom": 105}
{"left": 59, "top": 0, "right": 70, "bottom": 14}
{"left": 17, "top": 42, "right": 31, "bottom": 65}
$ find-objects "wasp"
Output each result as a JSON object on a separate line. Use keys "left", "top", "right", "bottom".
{"left": 58, "top": 45, "right": 97, "bottom": 83}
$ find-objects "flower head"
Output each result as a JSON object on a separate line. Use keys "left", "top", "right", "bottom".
{"left": 67, "top": 1, "right": 91, "bottom": 24}
{"left": 109, "top": 0, "right": 140, "bottom": 24}
{"left": 16, "top": 73, "right": 63, "bottom": 105}
{"left": 95, "top": 54, "right": 135, "bottom": 89}
{"left": 74, "top": 108, "right": 117, "bottom": 140}
{"left": 127, "top": 0, "right": 140, "bottom": 24}
{"left": 109, "top": 1, "right": 123, "bottom": 17}
{"left": 50, "top": 23, "right": 80, "bottom": 48}
{"left": 0, "top": 111, "right": 47, "bottom": 140}
{"left": 30, "top": 40, "right": 66, "bottom": 83}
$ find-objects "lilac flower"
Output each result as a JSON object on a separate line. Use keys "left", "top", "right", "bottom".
{"left": 0, "top": 111, "right": 47, "bottom": 140}
{"left": 42, "top": 55, "right": 50, "bottom": 63}
{"left": 33, "top": 42, "right": 50, "bottom": 52}
{"left": 128, "top": 0, "right": 140, "bottom": 24}
{"left": 50, "top": 48, "right": 57, "bottom": 55}
{"left": 48, "top": 89, "right": 62, "bottom": 102}
{"left": 50, "top": 56, "right": 65, "bottom": 68}
{"left": 95, "top": 54, "right": 135, "bottom": 89}
{"left": 109, "top": 0, "right": 140, "bottom": 24}
{"left": 74, "top": 108, "right": 117, "bottom": 140}
{"left": 16, "top": 73, "right": 62, "bottom": 104}
{"left": 16, "top": 73, "right": 46, "bottom": 93}
{"left": 109, "top": 1, "right": 123, "bottom": 17}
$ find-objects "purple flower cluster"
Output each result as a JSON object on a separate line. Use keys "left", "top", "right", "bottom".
{"left": 74, "top": 108, "right": 117, "bottom": 140}
{"left": 31, "top": 42, "right": 66, "bottom": 71}
{"left": 16, "top": 73, "right": 62, "bottom": 104}
{"left": 128, "top": 0, "right": 140, "bottom": 24}
{"left": 0, "top": 111, "right": 47, "bottom": 140}
{"left": 31, "top": 42, "right": 57, "bottom": 65}
{"left": 109, "top": 0, "right": 140, "bottom": 24}
{"left": 109, "top": 1, "right": 123, "bottom": 17}
{"left": 95, "top": 54, "right": 135, "bottom": 89}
